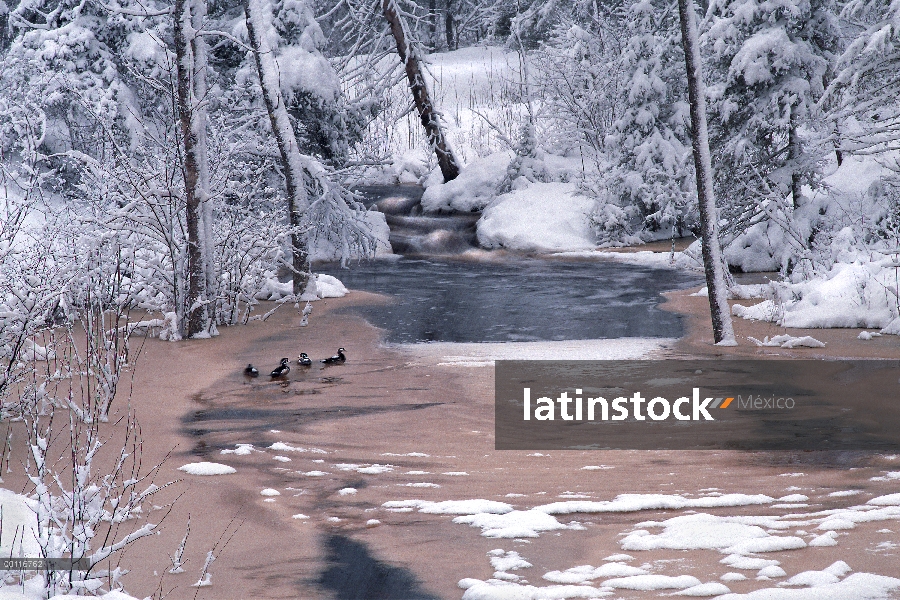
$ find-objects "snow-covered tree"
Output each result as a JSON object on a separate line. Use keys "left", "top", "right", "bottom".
{"left": 703, "top": 0, "right": 841, "bottom": 213}
{"left": 243, "top": 0, "right": 376, "bottom": 293}
{"left": 268, "top": 0, "right": 369, "bottom": 166}
{"left": 174, "top": 0, "right": 214, "bottom": 337}
{"left": 824, "top": 0, "right": 900, "bottom": 156}
{"left": 538, "top": 16, "right": 627, "bottom": 158}
{"left": 601, "top": 0, "right": 697, "bottom": 239}
{"left": 382, "top": 0, "right": 461, "bottom": 181}
{"left": 243, "top": 0, "right": 314, "bottom": 294}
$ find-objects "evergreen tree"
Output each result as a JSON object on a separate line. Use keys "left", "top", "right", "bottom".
{"left": 271, "top": 0, "right": 367, "bottom": 166}
{"left": 602, "top": 0, "right": 697, "bottom": 239}
{"left": 826, "top": 0, "right": 900, "bottom": 156}
{"left": 703, "top": 0, "right": 840, "bottom": 217}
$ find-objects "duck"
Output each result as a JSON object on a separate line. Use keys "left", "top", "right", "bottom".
{"left": 244, "top": 364, "right": 259, "bottom": 377}
{"left": 321, "top": 348, "right": 346, "bottom": 364}
{"left": 297, "top": 352, "right": 312, "bottom": 366}
{"left": 270, "top": 358, "right": 291, "bottom": 378}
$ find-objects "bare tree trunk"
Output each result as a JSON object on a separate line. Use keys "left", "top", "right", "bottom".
{"left": 788, "top": 106, "right": 802, "bottom": 209}
{"left": 383, "top": 0, "right": 461, "bottom": 182}
{"left": 244, "top": 0, "right": 310, "bottom": 295}
{"left": 174, "top": 0, "right": 208, "bottom": 338}
{"left": 445, "top": 2, "right": 456, "bottom": 50}
{"left": 677, "top": 0, "right": 736, "bottom": 345}
{"left": 429, "top": 0, "right": 438, "bottom": 49}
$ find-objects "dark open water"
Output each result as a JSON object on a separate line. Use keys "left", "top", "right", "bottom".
{"left": 317, "top": 256, "right": 703, "bottom": 344}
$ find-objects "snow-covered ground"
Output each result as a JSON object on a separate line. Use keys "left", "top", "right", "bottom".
{"left": 0, "top": 490, "right": 141, "bottom": 600}
{"left": 383, "top": 490, "right": 900, "bottom": 599}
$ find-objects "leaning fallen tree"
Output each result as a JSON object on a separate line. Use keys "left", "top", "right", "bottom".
{"left": 382, "top": 0, "right": 461, "bottom": 182}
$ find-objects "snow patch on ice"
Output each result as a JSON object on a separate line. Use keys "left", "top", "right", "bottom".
{"left": 269, "top": 442, "right": 307, "bottom": 452}
{"left": 827, "top": 490, "right": 862, "bottom": 497}
{"left": 601, "top": 574, "right": 701, "bottom": 590}
{"left": 543, "top": 563, "right": 647, "bottom": 584}
{"left": 403, "top": 338, "right": 675, "bottom": 363}
{"left": 867, "top": 493, "right": 900, "bottom": 506}
{"left": 489, "top": 549, "right": 532, "bottom": 572}
{"left": 220, "top": 443, "right": 255, "bottom": 455}
{"left": 673, "top": 582, "right": 733, "bottom": 596}
{"left": 620, "top": 513, "right": 805, "bottom": 554}
{"left": 459, "top": 579, "right": 613, "bottom": 599}
{"left": 716, "top": 572, "right": 900, "bottom": 598}
{"left": 383, "top": 499, "right": 514, "bottom": 515}
{"left": 177, "top": 462, "right": 236, "bottom": 476}
{"left": 535, "top": 493, "right": 774, "bottom": 514}
{"left": 382, "top": 452, "right": 430, "bottom": 457}
{"left": 453, "top": 510, "right": 578, "bottom": 538}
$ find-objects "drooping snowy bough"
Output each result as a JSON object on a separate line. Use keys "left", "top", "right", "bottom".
{"left": 244, "top": 0, "right": 376, "bottom": 293}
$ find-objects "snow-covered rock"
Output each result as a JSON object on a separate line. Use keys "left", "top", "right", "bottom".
{"left": 421, "top": 151, "right": 513, "bottom": 213}
{"left": 477, "top": 182, "right": 597, "bottom": 252}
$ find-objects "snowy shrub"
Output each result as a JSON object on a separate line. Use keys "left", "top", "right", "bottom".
{"left": 590, "top": 201, "right": 645, "bottom": 247}
{"left": 733, "top": 253, "right": 900, "bottom": 331}
{"left": 497, "top": 122, "right": 552, "bottom": 194}
{"left": 18, "top": 398, "right": 172, "bottom": 597}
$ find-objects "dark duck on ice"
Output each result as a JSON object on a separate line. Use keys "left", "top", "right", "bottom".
{"left": 297, "top": 353, "right": 312, "bottom": 366}
{"left": 244, "top": 364, "right": 259, "bottom": 377}
{"left": 321, "top": 348, "right": 346, "bottom": 364}
{"left": 270, "top": 358, "right": 291, "bottom": 378}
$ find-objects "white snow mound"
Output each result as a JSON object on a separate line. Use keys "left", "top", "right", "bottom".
{"left": 177, "top": 462, "right": 236, "bottom": 476}
{"left": 477, "top": 183, "right": 597, "bottom": 252}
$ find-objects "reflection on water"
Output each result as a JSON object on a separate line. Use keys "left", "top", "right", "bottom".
{"left": 317, "top": 256, "right": 703, "bottom": 344}
{"left": 318, "top": 534, "right": 440, "bottom": 600}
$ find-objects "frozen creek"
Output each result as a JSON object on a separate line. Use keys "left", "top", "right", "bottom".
{"left": 321, "top": 186, "right": 703, "bottom": 344}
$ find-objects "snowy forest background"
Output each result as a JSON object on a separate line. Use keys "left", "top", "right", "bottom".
{"left": 2, "top": 0, "right": 900, "bottom": 351}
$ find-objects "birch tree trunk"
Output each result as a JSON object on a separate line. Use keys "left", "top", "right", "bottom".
{"left": 383, "top": 0, "right": 461, "bottom": 182}
{"left": 173, "top": 0, "right": 209, "bottom": 337}
{"left": 677, "top": 0, "right": 737, "bottom": 345}
{"left": 191, "top": 0, "right": 217, "bottom": 323}
{"left": 244, "top": 0, "right": 310, "bottom": 295}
